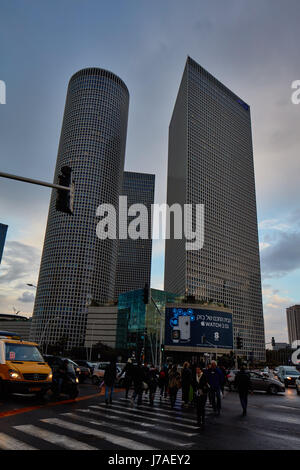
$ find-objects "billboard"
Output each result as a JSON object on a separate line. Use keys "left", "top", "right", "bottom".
{"left": 165, "top": 306, "right": 233, "bottom": 349}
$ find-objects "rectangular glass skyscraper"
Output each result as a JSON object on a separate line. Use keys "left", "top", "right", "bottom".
{"left": 0, "top": 223, "right": 8, "bottom": 264}
{"left": 114, "top": 171, "right": 155, "bottom": 297}
{"left": 164, "top": 57, "right": 265, "bottom": 361}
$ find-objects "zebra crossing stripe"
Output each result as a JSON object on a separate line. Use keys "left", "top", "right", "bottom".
{"left": 41, "top": 418, "right": 156, "bottom": 451}
{"left": 83, "top": 408, "right": 197, "bottom": 438}
{"left": 98, "top": 401, "right": 198, "bottom": 426}
{"left": 76, "top": 408, "right": 155, "bottom": 428}
{"left": 119, "top": 401, "right": 197, "bottom": 423}
{"left": 62, "top": 412, "right": 148, "bottom": 436}
{"left": 0, "top": 432, "right": 37, "bottom": 450}
{"left": 61, "top": 412, "right": 193, "bottom": 447}
{"left": 14, "top": 424, "right": 97, "bottom": 450}
{"left": 89, "top": 405, "right": 199, "bottom": 430}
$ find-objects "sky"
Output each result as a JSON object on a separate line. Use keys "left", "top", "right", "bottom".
{"left": 0, "top": 0, "right": 300, "bottom": 344}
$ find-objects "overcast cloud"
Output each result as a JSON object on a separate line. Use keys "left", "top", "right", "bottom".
{"left": 1, "top": 0, "right": 300, "bottom": 340}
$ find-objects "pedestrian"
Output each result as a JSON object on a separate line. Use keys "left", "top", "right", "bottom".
{"left": 131, "top": 361, "right": 145, "bottom": 406}
{"left": 104, "top": 360, "right": 117, "bottom": 405}
{"left": 181, "top": 362, "right": 192, "bottom": 407}
{"left": 234, "top": 365, "right": 253, "bottom": 416}
{"left": 158, "top": 367, "right": 167, "bottom": 399}
{"left": 148, "top": 364, "right": 158, "bottom": 406}
{"left": 119, "top": 358, "right": 134, "bottom": 399}
{"left": 219, "top": 365, "right": 227, "bottom": 397}
{"left": 192, "top": 365, "right": 210, "bottom": 428}
{"left": 168, "top": 365, "right": 181, "bottom": 409}
{"left": 205, "top": 360, "right": 224, "bottom": 415}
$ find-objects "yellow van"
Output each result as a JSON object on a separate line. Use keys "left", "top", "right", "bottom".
{"left": 0, "top": 331, "right": 52, "bottom": 397}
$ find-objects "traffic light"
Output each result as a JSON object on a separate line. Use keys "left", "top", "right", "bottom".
{"left": 143, "top": 283, "right": 149, "bottom": 304}
{"left": 161, "top": 344, "right": 164, "bottom": 352}
{"left": 56, "top": 166, "right": 74, "bottom": 214}
{"left": 236, "top": 336, "right": 243, "bottom": 349}
{"left": 271, "top": 337, "right": 276, "bottom": 347}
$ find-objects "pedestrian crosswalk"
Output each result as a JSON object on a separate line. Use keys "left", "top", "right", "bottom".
{"left": 0, "top": 392, "right": 198, "bottom": 450}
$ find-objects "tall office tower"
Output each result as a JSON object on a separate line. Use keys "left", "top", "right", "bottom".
{"left": 114, "top": 171, "right": 155, "bottom": 297}
{"left": 164, "top": 57, "right": 265, "bottom": 360}
{"left": 31, "top": 68, "right": 129, "bottom": 348}
{"left": 286, "top": 305, "right": 300, "bottom": 345}
{"left": 0, "top": 223, "right": 8, "bottom": 264}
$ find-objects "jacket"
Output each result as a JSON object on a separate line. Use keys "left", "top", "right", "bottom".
{"left": 234, "top": 370, "right": 252, "bottom": 392}
{"left": 205, "top": 367, "right": 224, "bottom": 390}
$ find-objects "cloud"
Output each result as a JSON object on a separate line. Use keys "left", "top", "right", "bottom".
{"left": 261, "top": 231, "right": 300, "bottom": 278}
{"left": 263, "top": 286, "right": 292, "bottom": 342}
{"left": 0, "top": 241, "right": 41, "bottom": 285}
{"left": 17, "top": 291, "right": 35, "bottom": 303}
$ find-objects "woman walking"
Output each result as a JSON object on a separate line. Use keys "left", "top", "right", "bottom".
{"left": 192, "top": 365, "right": 209, "bottom": 428}
{"left": 168, "top": 365, "right": 181, "bottom": 409}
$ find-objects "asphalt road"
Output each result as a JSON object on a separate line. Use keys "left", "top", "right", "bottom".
{"left": 0, "top": 382, "right": 300, "bottom": 450}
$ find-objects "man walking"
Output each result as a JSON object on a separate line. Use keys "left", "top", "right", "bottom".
{"left": 181, "top": 362, "right": 192, "bottom": 407}
{"left": 205, "top": 360, "right": 224, "bottom": 416}
{"left": 234, "top": 365, "right": 252, "bottom": 416}
{"left": 104, "top": 360, "right": 117, "bottom": 405}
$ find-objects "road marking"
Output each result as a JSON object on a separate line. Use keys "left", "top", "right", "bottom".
{"left": 61, "top": 412, "right": 193, "bottom": 447}
{"left": 42, "top": 417, "right": 156, "bottom": 451}
{"left": 62, "top": 412, "right": 148, "bottom": 436}
{"left": 0, "top": 432, "right": 37, "bottom": 450}
{"left": 76, "top": 408, "right": 155, "bottom": 428}
{"left": 100, "top": 401, "right": 197, "bottom": 424}
{"left": 14, "top": 424, "right": 97, "bottom": 450}
{"left": 89, "top": 405, "right": 199, "bottom": 430}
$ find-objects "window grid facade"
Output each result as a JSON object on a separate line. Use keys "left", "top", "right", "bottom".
{"left": 164, "top": 57, "right": 265, "bottom": 361}
{"left": 30, "top": 68, "right": 129, "bottom": 348}
{"left": 114, "top": 171, "right": 155, "bottom": 298}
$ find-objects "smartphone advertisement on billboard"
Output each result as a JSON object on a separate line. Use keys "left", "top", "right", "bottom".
{"left": 165, "top": 307, "right": 234, "bottom": 349}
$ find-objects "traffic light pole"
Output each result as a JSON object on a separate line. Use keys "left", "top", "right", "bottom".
{"left": 0, "top": 171, "right": 71, "bottom": 192}
{"left": 150, "top": 296, "right": 163, "bottom": 370}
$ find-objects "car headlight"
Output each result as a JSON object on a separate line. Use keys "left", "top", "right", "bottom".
{"left": 8, "top": 369, "right": 21, "bottom": 380}
{"left": 287, "top": 377, "right": 292, "bottom": 380}
{"left": 76, "top": 377, "right": 79, "bottom": 384}
{"left": 47, "top": 372, "right": 53, "bottom": 380}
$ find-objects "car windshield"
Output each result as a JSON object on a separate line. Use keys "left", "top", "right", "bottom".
{"left": 5, "top": 343, "right": 44, "bottom": 362}
{"left": 285, "top": 369, "right": 299, "bottom": 376}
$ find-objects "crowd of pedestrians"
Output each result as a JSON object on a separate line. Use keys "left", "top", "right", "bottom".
{"left": 101, "top": 358, "right": 253, "bottom": 429}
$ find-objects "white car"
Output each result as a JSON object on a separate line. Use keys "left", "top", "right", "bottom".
{"left": 91, "top": 362, "right": 123, "bottom": 386}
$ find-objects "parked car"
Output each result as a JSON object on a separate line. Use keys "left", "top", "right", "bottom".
{"left": 277, "top": 366, "right": 300, "bottom": 387}
{"left": 43, "top": 355, "right": 88, "bottom": 383}
{"left": 249, "top": 371, "right": 285, "bottom": 394}
{"left": 227, "top": 369, "right": 285, "bottom": 394}
{"left": 92, "top": 362, "right": 124, "bottom": 387}
{"left": 75, "top": 360, "right": 94, "bottom": 376}
{"left": 295, "top": 376, "right": 300, "bottom": 395}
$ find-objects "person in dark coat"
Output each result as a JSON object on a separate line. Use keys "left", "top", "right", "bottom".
{"left": 205, "top": 360, "right": 224, "bottom": 415}
{"left": 131, "top": 362, "right": 145, "bottom": 405}
{"left": 104, "top": 360, "right": 117, "bottom": 405}
{"left": 119, "top": 358, "right": 134, "bottom": 399}
{"left": 234, "top": 365, "right": 253, "bottom": 416}
{"left": 192, "top": 365, "right": 210, "bottom": 427}
{"left": 168, "top": 365, "right": 181, "bottom": 409}
{"left": 148, "top": 364, "right": 158, "bottom": 406}
{"left": 181, "top": 362, "right": 192, "bottom": 407}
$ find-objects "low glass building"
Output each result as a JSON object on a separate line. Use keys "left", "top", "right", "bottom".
{"left": 116, "top": 288, "right": 178, "bottom": 364}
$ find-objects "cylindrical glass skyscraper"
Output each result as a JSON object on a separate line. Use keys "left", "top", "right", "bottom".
{"left": 30, "top": 68, "right": 129, "bottom": 348}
